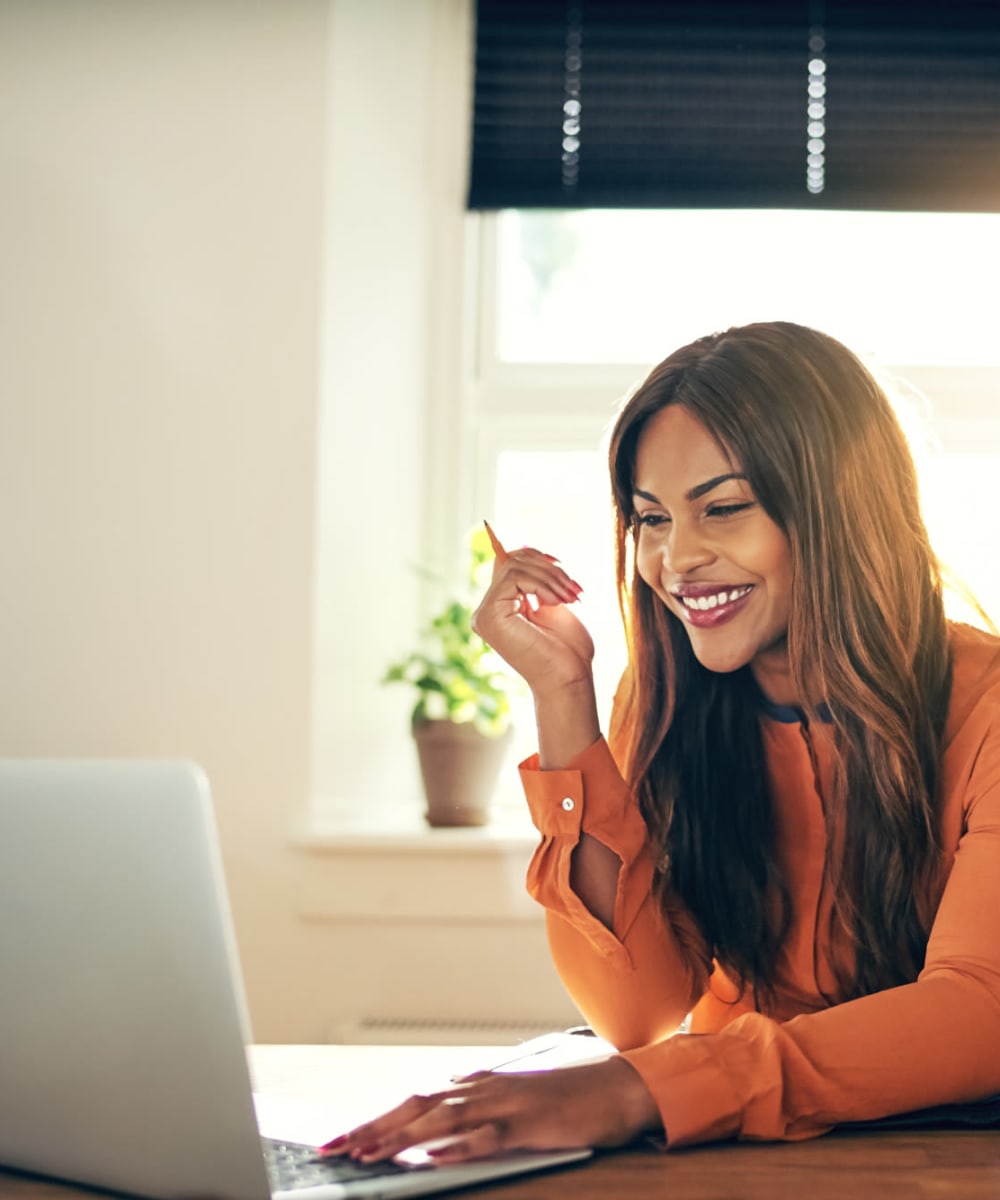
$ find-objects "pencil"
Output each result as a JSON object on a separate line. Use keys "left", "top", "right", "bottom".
{"left": 483, "top": 520, "right": 509, "bottom": 563}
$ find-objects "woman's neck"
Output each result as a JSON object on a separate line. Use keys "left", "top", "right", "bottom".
{"left": 750, "top": 651, "right": 800, "bottom": 708}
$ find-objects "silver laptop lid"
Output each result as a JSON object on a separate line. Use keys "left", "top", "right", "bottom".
{"left": 0, "top": 759, "right": 271, "bottom": 1200}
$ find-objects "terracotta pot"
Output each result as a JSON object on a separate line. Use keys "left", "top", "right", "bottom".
{"left": 412, "top": 719, "right": 513, "bottom": 828}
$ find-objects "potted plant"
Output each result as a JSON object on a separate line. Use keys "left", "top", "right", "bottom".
{"left": 382, "top": 526, "right": 515, "bottom": 827}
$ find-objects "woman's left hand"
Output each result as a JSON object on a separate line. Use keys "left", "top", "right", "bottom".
{"left": 318, "top": 1057, "right": 662, "bottom": 1164}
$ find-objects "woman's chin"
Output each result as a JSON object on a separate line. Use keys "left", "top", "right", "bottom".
{"left": 688, "top": 642, "right": 753, "bottom": 676}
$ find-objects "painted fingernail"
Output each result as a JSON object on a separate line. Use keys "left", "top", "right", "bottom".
{"left": 318, "top": 1135, "right": 348, "bottom": 1153}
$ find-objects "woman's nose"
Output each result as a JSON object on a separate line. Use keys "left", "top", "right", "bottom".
{"left": 662, "top": 522, "right": 715, "bottom": 575}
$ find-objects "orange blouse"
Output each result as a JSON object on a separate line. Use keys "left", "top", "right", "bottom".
{"left": 520, "top": 622, "right": 1000, "bottom": 1147}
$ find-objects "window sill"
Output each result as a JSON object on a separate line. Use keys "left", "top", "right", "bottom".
{"left": 291, "top": 807, "right": 539, "bottom": 855}
{"left": 289, "top": 808, "right": 543, "bottom": 923}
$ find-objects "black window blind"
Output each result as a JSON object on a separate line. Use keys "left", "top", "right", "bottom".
{"left": 468, "top": 0, "right": 1000, "bottom": 211}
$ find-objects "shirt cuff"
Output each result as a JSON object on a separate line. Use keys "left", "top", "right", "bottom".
{"left": 620, "top": 1034, "right": 744, "bottom": 1148}
{"left": 519, "top": 736, "right": 647, "bottom": 867}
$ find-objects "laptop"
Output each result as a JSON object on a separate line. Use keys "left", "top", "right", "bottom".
{"left": 0, "top": 760, "right": 593, "bottom": 1199}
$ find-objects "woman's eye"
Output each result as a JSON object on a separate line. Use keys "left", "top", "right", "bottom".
{"left": 706, "top": 502, "right": 754, "bottom": 519}
{"left": 636, "top": 513, "right": 669, "bottom": 529}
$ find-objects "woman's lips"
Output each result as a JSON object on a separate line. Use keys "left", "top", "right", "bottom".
{"left": 672, "top": 584, "right": 754, "bottom": 628}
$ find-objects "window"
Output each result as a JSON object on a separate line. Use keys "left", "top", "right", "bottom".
{"left": 466, "top": 210, "right": 1000, "bottom": 779}
{"left": 492, "top": 209, "right": 1000, "bottom": 367}
{"left": 461, "top": 0, "right": 1000, "bottom": 810}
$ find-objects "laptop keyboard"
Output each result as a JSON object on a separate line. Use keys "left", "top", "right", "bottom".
{"left": 263, "top": 1137, "right": 424, "bottom": 1192}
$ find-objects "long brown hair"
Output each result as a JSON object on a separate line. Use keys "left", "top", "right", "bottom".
{"left": 608, "top": 321, "right": 952, "bottom": 1003}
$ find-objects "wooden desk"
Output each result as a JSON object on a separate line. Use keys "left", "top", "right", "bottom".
{"left": 1, "top": 1044, "right": 998, "bottom": 1199}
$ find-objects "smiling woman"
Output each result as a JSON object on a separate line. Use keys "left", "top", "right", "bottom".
{"left": 323, "top": 320, "right": 1000, "bottom": 1164}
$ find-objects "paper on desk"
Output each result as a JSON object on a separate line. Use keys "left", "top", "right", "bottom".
{"left": 253, "top": 1092, "right": 347, "bottom": 1146}
{"left": 251, "top": 1045, "right": 488, "bottom": 1145}
{"left": 252, "top": 1034, "right": 616, "bottom": 1146}
{"left": 461, "top": 1031, "right": 616, "bottom": 1077}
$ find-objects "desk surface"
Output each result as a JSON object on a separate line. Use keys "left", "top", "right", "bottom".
{"left": 1, "top": 1044, "right": 998, "bottom": 1200}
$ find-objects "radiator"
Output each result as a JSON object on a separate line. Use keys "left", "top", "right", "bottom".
{"left": 329, "top": 1014, "right": 576, "bottom": 1046}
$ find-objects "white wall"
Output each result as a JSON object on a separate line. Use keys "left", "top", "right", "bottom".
{"left": 310, "top": 0, "right": 442, "bottom": 815}
{"left": 0, "top": 0, "right": 579, "bottom": 1041}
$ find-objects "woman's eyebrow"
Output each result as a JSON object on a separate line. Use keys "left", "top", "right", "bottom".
{"left": 687, "top": 472, "right": 747, "bottom": 501}
{"left": 633, "top": 473, "right": 748, "bottom": 506}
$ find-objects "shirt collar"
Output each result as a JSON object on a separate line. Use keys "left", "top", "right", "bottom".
{"left": 755, "top": 689, "right": 833, "bottom": 725}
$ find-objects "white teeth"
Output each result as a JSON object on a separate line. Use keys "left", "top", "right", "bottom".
{"left": 678, "top": 586, "right": 751, "bottom": 611}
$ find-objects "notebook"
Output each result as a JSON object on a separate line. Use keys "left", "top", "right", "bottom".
{"left": 0, "top": 759, "right": 592, "bottom": 1199}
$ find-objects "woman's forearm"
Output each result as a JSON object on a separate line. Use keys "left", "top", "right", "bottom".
{"left": 534, "top": 679, "right": 601, "bottom": 769}
{"left": 569, "top": 832, "right": 620, "bottom": 929}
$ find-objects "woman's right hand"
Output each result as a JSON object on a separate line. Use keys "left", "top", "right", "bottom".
{"left": 471, "top": 543, "right": 595, "bottom": 700}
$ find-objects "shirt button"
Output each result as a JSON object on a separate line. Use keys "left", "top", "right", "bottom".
{"left": 561, "top": 797, "right": 575, "bottom": 812}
